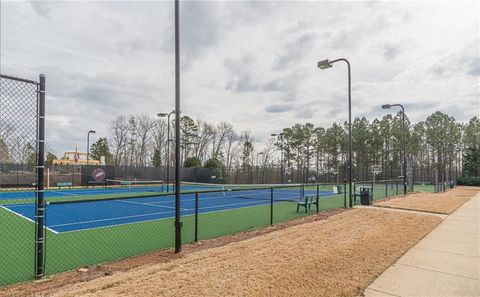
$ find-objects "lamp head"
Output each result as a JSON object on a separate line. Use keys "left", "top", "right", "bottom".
{"left": 317, "top": 59, "right": 333, "bottom": 70}
{"left": 382, "top": 104, "right": 391, "bottom": 110}
{"left": 157, "top": 113, "right": 167, "bottom": 117}
{"left": 271, "top": 133, "right": 278, "bottom": 137}
{"left": 88, "top": 130, "right": 96, "bottom": 134}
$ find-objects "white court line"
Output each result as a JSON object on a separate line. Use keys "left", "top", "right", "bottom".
{"left": 146, "top": 192, "right": 303, "bottom": 205}
{"left": 117, "top": 199, "right": 189, "bottom": 211}
{"left": 48, "top": 190, "right": 77, "bottom": 197}
{"left": 52, "top": 200, "right": 293, "bottom": 234}
{"left": 0, "top": 204, "right": 59, "bottom": 234}
{"left": 30, "top": 190, "right": 325, "bottom": 234}
{"left": 49, "top": 209, "right": 175, "bottom": 228}
{"left": 50, "top": 199, "right": 266, "bottom": 230}
{"left": 116, "top": 198, "right": 264, "bottom": 212}
{"left": 193, "top": 199, "right": 265, "bottom": 211}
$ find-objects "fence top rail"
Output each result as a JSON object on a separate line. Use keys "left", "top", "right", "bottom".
{"left": 47, "top": 182, "right": 329, "bottom": 206}
{"left": 356, "top": 179, "right": 403, "bottom": 183}
{"left": 0, "top": 74, "right": 39, "bottom": 85}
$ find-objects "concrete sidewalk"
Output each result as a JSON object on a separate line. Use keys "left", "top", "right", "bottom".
{"left": 364, "top": 192, "right": 480, "bottom": 297}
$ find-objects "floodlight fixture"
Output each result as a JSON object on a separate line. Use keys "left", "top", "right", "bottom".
{"left": 317, "top": 59, "right": 333, "bottom": 70}
{"left": 382, "top": 104, "right": 391, "bottom": 110}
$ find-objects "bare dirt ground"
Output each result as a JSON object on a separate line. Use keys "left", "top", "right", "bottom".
{"left": 35, "top": 208, "right": 440, "bottom": 297}
{"left": 374, "top": 186, "right": 479, "bottom": 214}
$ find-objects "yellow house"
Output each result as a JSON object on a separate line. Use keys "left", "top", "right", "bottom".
{"left": 52, "top": 151, "right": 101, "bottom": 165}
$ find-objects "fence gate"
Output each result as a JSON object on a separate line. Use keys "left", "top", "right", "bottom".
{"left": 0, "top": 74, "right": 45, "bottom": 286}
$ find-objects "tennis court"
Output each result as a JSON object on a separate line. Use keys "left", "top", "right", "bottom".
{"left": 2, "top": 186, "right": 336, "bottom": 233}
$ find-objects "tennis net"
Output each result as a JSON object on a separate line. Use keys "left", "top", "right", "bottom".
{"left": 179, "top": 182, "right": 314, "bottom": 202}
{"left": 105, "top": 179, "right": 164, "bottom": 192}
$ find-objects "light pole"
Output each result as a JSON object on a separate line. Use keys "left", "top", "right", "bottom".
{"left": 271, "top": 133, "right": 284, "bottom": 184}
{"left": 382, "top": 103, "right": 407, "bottom": 195}
{"left": 86, "top": 130, "right": 96, "bottom": 165}
{"left": 174, "top": 0, "right": 182, "bottom": 253}
{"left": 158, "top": 111, "right": 175, "bottom": 192}
{"left": 317, "top": 58, "right": 353, "bottom": 207}
{"left": 256, "top": 152, "right": 264, "bottom": 184}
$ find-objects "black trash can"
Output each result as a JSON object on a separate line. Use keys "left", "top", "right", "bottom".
{"left": 360, "top": 188, "right": 372, "bottom": 205}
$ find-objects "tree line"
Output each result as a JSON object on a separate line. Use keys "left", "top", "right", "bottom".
{"left": 84, "top": 111, "right": 478, "bottom": 184}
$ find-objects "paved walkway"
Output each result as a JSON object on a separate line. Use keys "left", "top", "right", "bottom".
{"left": 364, "top": 192, "right": 480, "bottom": 297}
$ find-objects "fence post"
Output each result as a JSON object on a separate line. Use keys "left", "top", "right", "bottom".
{"left": 371, "top": 180, "right": 374, "bottom": 200}
{"left": 396, "top": 180, "right": 399, "bottom": 195}
{"left": 343, "top": 179, "right": 347, "bottom": 208}
{"left": 316, "top": 184, "right": 319, "bottom": 213}
{"left": 35, "top": 74, "right": 46, "bottom": 279}
{"left": 385, "top": 181, "right": 388, "bottom": 197}
{"left": 194, "top": 192, "right": 198, "bottom": 242}
{"left": 270, "top": 188, "right": 273, "bottom": 225}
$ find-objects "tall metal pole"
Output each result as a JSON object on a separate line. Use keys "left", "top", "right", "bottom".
{"left": 347, "top": 61, "right": 352, "bottom": 208}
{"left": 86, "top": 130, "right": 95, "bottom": 166}
{"left": 35, "top": 74, "right": 46, "bottom": 278}
{"left": 174, "top": 0, "right": 182, "bottom": 253}
{"left": 322, "top": 58, "right": 353, "bottom": 207}
{"left": 330, "top": 59, "right": 354, "bottom": 208}
{"left": 87, "top": 133, "right": 90, "bottom": 166}
{"left": 401, "top": 105, "right": 407, "bottom": 195}
{"left": 166, "top": 112, "right": 172, "bottom": 192}
{"left": 280, "top": 134, "right": 284, "bottom": 184}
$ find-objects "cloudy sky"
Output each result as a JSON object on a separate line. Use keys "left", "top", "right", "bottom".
{"left": 1, "top": 0, "right": 478, "bottom": 154}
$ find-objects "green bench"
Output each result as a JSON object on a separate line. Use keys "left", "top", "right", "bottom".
{"left": 57, "top": 182, "right": 73, "bottom": 189}
{"left": 296, "top": 195, "right": 318, "bottom": 213}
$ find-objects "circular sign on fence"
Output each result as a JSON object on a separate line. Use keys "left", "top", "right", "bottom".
{"left": 91, "top": 168, "right": 106, "bottom": 182}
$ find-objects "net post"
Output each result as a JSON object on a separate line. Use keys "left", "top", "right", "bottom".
{"left": 270, "top": 188, "right": 273, "bottom": 225}
{"left": 35, "top": 74, "right": 46, "bottom": 279}
{"left": 194, "top": 192, "right": 199, "bottom": 242}
{"left": 316, "top": 184, "right": 319, "bottom": 213}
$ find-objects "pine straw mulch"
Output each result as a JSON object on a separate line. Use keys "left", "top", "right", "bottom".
{"left": 374, "top": 186, "right": 479, "bottom": 214}
{"left": 30, "top": 208, "right": 440, "bottom": 297}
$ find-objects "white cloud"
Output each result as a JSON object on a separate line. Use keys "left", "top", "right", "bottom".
{"left": 1, "top": 0, "right": 478, "bottom": 152}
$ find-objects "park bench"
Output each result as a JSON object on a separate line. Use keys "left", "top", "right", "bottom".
{"left": 296, "top": 195, "right": 318, "bottom": 213}
{"left": 88, "top": 180, "right": 105, "bottom": 187}
{"left": 57, "top": 181, "right": 73, "bottom": 189}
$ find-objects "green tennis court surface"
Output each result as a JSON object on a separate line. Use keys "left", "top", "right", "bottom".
{"left": 0, "top": 182, "right": 433, "bottom": 286}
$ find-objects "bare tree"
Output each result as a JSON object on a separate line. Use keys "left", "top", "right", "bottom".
{"left": 224, "top": 130, "right": 239, "bottom": 173}
{"left": 212, "top": 122, "right": 234, "bottom": 159}
{"left": 194, "top": 121, "right": 215, "bottom": 162}
{"left": 108, "top": 115, "right": 129, "bottom": 166}
{"left": 135, "top": 114, "right": 156, "bottom": 166}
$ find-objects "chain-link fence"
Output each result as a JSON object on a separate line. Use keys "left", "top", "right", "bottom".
{"left": 0, "top": 74, "right": 44, "bottom": 286}
{"left": 0, "top": 74, "right": 435, "bottom": 288}
{"left": 41, "top": 182, "right": 345, "bottom": 277}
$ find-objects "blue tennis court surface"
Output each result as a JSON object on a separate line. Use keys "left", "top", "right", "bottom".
{"left": 0, "top": 186, "right": 165, "bottom": 200}
{"left": 2, "top": 188, "right": 336, "bottom": 233}
{"left": 0, "top": 183, "right": 251, "bottom": 200}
